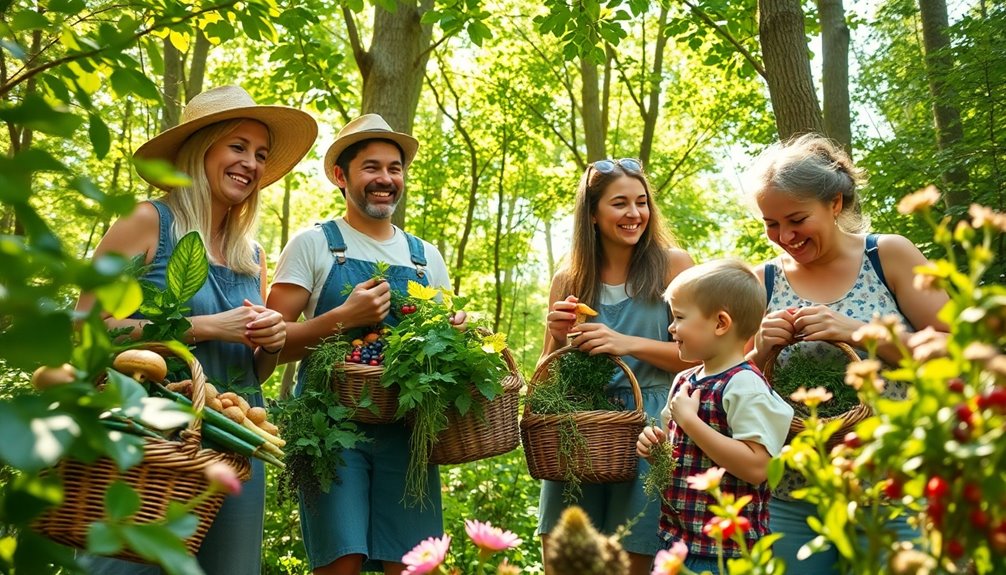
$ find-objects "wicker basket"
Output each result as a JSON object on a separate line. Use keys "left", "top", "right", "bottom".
{"left": 763, "top": 340, "right": 872, "bottom": 450}
{"left": 520, "top": 345, "right": 646, "bottom": 483}
{"left": 430, "top": 344, "right": 524, "bottom": 465}
{"left": 334, "top": 362, "right": 400, "bottom": 424}
{"left": 33, "top": 343, "right": 251, "bottom": 563}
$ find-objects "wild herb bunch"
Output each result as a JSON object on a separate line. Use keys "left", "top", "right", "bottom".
{"left": 381, "top": 280, "right": 509, "bottom": 506}
{"left": 642, "top": 433, "right": 677, "bottom": 505}
{"left": 528, "top": 350, "right": 621, "bottom": 415}
{"left": 771, "top": 348, "right": 859, "bottom": 418}
{"left": 272, "top": 337, "right": 368, "bottom": 503}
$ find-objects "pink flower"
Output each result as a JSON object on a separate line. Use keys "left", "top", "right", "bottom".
{"left": 464, "top": 519, "right": 522, "bottom": 558}
{"left": 651, "top": 541, "right": 688, "bottom": 575}
{"left": 204, "top": 462, "right": 242, "bottom": 496}
{"left": 686, "top": 467, "right": 726, "bottom": 492}
{"left": 402, "top": 534, "right": 451, "bottom": 575}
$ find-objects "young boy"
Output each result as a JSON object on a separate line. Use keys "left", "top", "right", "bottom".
{"left": 636, "top": 259, "right": 793, "bottom": 571}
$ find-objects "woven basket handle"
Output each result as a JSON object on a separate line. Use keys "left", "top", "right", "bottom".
{"left": 129, "top": 342, "right": 208, "bottom": 447}
{"left": 762, "top": 339, "right": 860, "bottom": 383}
{"left": 529, "top": 345, "right": 643, "bottom": 414}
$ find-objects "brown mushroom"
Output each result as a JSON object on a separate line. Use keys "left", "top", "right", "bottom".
{"left": 112, "top": 349, "right": 167, "bottom": 383}
{"left": 31, "top": 364, "right": 76, "bottom": 390}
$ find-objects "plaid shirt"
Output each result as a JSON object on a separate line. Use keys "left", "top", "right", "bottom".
{"left": 658, "top": 362, "right": 772, "bottom": 558}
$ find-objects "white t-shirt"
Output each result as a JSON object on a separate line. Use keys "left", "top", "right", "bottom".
{"left": 660, "top": 367, "right": 794, "bottom": 456}
{"left": 272, "top": 218, "right": 452, "bottom": 319}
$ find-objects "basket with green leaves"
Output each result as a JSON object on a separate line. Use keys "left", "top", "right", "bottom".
{"left": 763, "top": 340, "right": 871, "bottom": 450}
{"left": 520, "top": 345, "right": 645, "bottom": 484}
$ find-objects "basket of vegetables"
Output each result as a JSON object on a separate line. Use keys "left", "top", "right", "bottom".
{"left": 336, "top": 330, "right": 400, "bottom": 424}
{"left": 33, "top": 343, "right": 284, "bottom": 562}
{"left": 763, "top": 340, "right": 872, "bottom": 450}
{"left": 429, "top": 335, "right": 523, "bottom": 465}
{"left": 520, "top": 345, "right": 645, "bottom": 483}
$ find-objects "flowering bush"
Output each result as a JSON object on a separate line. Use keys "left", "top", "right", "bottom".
{"left": 772, "top": 191, "right": 1006, "bottom": 574}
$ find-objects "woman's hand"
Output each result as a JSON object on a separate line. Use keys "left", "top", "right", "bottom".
{"left": 198, "top": 306, "right": 263, "bottom": 346}
{"left": 636, "top": 425, "right": 667, "bottom": 459}
{"left": 244, "top": 299, "right": 286, "bottom": 353}
{"left": 571, "top": 322, "right": 631, "bottom": 356}
{"left": 546, "top": 295, "right": 579, "bottom": 343}
{"left": 792, "top": 305, "right": 864, "bottom": 344}
{"left": 449, "top": 309, "right": 468, "bottom": 331}
{"left": 753, "top": 309, "right": 798, "bottom": 360}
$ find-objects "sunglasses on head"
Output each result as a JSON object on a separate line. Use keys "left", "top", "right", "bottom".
{"left": 589, "top": 158, "right": 643, "bottom": 176}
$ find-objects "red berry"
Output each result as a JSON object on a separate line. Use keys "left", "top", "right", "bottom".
{"left": 927, "top": 476, "right": 950, "bottom": 499}
{"left": 956, "top": 403, "right": 974, "bottom": 425}
{"left": 971, "top": 508, "right": 990, "bottom": 529}
{"left": 929, "top": 500, "right": 945, "bottom": 528}
{"left": 963, "top": 483, "right": 982, "bottom": 504}
{"left": 883, "top": 478, "right": 903, "bottom": 500}
{"left": 990, "top": 530, "right": 1006, "bottom": 555}
{"left": 946, "top": 540, "right": 964, "bottom": 559}
{"left": 843, "top": 432, "right": 862, "bottom": 449}
{"left": 948, "top": 378, "right": 966, "bottom": 393}
{"left": 953, "top": 425, "right": 971, "bottom": 443}
{"left": 986, "top": 388, "right": 1006, "bottom": 411}
{"left": 369, "top": 359, "right": 379, "bottom": 366}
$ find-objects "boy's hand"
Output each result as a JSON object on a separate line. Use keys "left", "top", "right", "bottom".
{"left": 669, "top": 382, "right": 700, "bottom": 427}
{"left": 636, "top": 425, "right": 667, "bottom": 459}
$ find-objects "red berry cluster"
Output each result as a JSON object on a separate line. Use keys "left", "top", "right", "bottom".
{"left": 400, "top": 303, "right": 418, "bottom": 315}
{"left": 345, "top": 332, "right": 386, "bottom": 366}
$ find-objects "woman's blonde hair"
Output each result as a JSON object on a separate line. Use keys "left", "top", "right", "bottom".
{"left": 748, "top": 133, "right": 870, "bottom": 233}
{"left": 161, "top": 119, "right": 266, "bottom": 276}
{"left": 557, "top": 161, "right": 676, "bottom": 307}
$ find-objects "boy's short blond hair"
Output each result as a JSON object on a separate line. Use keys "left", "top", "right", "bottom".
{"left": 664, "top": 259, "right": 766, "bottom": 341}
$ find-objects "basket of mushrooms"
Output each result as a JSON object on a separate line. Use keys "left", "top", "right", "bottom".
{"left": 32, "top": 343, "right": 284, "bottom": 562}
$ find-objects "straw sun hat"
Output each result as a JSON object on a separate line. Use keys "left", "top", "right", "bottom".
{"left": 134, "top": 85, "right": 318, "bottom": 191}
{"left": 323, "top": 114, "right": 419, "bottom": 185}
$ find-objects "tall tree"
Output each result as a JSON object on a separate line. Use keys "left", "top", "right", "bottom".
{"left": 343, "top": 0, "right": 435, "bottom": 229}
{"left": 918, "top": 0, "right": 970, "bottom": 207}
{"left": 818, "top": 0, "right": 852, "bottom": 152}
{"left": 758, "top": 0, "right": 824, "bottom": 137}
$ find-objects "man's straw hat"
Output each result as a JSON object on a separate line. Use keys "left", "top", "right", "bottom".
{"left": 323, "top": 113, "right": 419, "bottom": 185}
{"left": 134, "top": 85, "right": 317, "bottom": 191}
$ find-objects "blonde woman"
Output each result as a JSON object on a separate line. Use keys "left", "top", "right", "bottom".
{"left": 76, "top": 85, "right": 317, "bottom": 574}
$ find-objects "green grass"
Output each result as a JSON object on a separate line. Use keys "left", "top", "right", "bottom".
{"left": 771, "top": 348, "right": 860, "bottom": 419}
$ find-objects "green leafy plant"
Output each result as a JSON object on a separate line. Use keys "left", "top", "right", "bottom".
{"left": 272, "top": 337, "right": 369, "bottom": 502}
{"left": 380, "top": 281, "right": 509, "bottom": 506}
{"left": 135, "top": 231, "right": 209, "bottom": 343}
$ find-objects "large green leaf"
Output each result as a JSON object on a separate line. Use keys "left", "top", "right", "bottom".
{"left": 105, "top": 480, "right": 140, "bottom": 521}
{"left": 0, "top": 94, "right": 82, "bottom": 137}
{"left": 86, "top": 522, "right": 123, "bottom": 556}
{"left": 166, "top": 231, "right": 209, "bottom": 304}
{"left": 0, "top": 311, "right": 73, "bottom": 369}
{"left": 0, "top": 400, "right": 78, "bottom": 472}
{"left": 88, "top": 113, "right": 111, "bottom": 159}
{"left": 120, "top": 523, "right": 201, "bottom": 575}
{"left": 95, "top": 277, "right": 143, "bottom": 320}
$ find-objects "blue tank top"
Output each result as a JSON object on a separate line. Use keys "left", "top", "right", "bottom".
{"left": 595, "top": 286, "right": 674, "bottom": 393}
{"left": 138, "top": 200, "right": 263, "bottom": 402}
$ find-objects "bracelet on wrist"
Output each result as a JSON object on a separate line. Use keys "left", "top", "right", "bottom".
{"left": 260, "top": 345, "right": 283, "bottom": 355}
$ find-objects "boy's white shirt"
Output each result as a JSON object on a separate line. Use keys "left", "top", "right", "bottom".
{"left": 660, "top": 366, "right": 794, "bottom": 456}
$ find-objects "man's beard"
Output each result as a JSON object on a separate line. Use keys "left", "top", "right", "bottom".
{"left": 351, "top": 182, "right": 400, "bottom": 220}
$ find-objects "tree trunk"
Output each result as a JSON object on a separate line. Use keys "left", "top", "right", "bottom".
{"left": 186, "top": 31, "right": 211, "bottom": 101}
{"left": 817, "top": 0, "right": 852, "bottom": 153}
{"left": 638, "top": 5, "right": 669, "bottom": 166}
{"left": 493, "top": 128, "right": 508, "bottom": 331}
{"left": 580, "top": 58, "right": 607, "bottom": 161}
{"left": 345, "top": 0, "right": 435, "bottom": 230}
{"left": 758, "top": 0, "right": 823, "bottom": 138}
{"left": 918, "top": 0, "right": 970, "bottom": 207}
{"left": 161, "top": 38, "right": 182, "bottom": 130}
{"left": 543, "top": 217, "right": 555, "bottom": 280}
{"left": 281, "top": 176, "right": 291, "bottom": 248}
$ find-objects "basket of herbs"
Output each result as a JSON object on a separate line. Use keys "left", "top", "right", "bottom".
{"left": 520, "top": 345, "right": 646, "bottom": 485}
{"left": 428, "top": 328, "right": 523, "bottom": 465}
{"left": 381, "top": 281, "right": 516, "bottom": 504}
{"left": 763, "top": 340, "right": 871, "bottom": 449}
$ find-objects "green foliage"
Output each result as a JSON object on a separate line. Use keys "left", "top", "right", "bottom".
{"left": 137, "top": 231, "right": 209, "bottom": 342}
{"left": 381, "top": 282, "right": 508, "bottom": 505}
{"left": 527, "top": 350, "right": 620, "bottom": 415}
{"left": 641, "top": 437, "right": 676, "bottom": 505}
{"left": 273, "top": 337, "right": 368, "bottom": 502}
{"left": 771, "top": 348, "right": 860, "bottom": 419}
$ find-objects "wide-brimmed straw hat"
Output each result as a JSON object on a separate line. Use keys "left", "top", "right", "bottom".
{"left": 323, "top": 114, "right": 419, "bottom": 185}
{"left": 134, "top": 85, "right": 318, "bottom": 191}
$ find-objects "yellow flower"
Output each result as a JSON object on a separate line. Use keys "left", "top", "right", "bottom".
{"left": 480, "top": 332, "right": 508, "bottom": 354}
{"left": 790, "top": 386, "right": 833, "bottom": 408}
{"left": 407, "top": 280, "right": 440, "bottom": 301}
{"left": 897, "top": 185, "right": 941, "bottom": 215}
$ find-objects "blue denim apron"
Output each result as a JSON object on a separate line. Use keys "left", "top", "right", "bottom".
{"left": 296, "top": 220, "right": 443, "bottom": 572}
{"left": 537, "top": 293, "right": 675, "bottom": 556}
{"left": 86, "top": 200, "right": 266, "bottom": 574}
